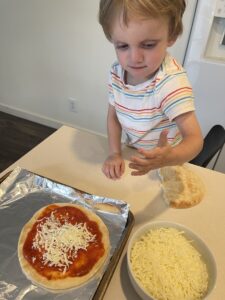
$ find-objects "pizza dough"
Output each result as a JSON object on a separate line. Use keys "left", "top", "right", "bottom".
{"left": 159, "top": 165, "right": 205, "bottom": 208}
{"left": 18, "top": 203, "right": 110, "bottom": 291}
{"left": 93, "top": 203, "right": 121, "bottom": 214}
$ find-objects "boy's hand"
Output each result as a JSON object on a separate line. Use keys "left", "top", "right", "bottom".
{"left": 102, "top": 153, "right": 125, "bottom": 180}
{"left": 129, "top": 130, "right": 171, "bottom": 175}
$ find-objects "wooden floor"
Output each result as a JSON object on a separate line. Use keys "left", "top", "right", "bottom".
{"left": 0, "top": 111, "right": 56, "bottom": 172}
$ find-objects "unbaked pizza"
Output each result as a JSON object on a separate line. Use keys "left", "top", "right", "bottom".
{"left": 18, "top": 203, "right": 110, "bottom": 291}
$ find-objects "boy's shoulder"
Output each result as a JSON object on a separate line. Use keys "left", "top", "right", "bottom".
{"left": 161, "top": 53, "right": 185, "bottom": 76}
{"left": 156, "top": 54, "right": 192, "bottom": 92}
{"left": 110, "top": 61, "right": 122, "bottom": 75}
{"left": 109, "top": 62, "right": 124, "bottom": 83}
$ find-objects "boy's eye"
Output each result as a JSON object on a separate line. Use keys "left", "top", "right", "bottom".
{"left": 115, "top": 44, "right": 129, "bottom": 50}
{"left": 142, "top": 43, "right": 156, "bottom": 49}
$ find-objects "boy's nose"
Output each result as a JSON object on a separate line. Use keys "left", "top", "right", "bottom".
{"left": 130, "top": 48, "right": 144, "bottom": 64}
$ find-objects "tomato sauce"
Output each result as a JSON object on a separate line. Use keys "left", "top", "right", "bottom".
{"left": 23, "top": 205, "right": 105, "bottom": 280}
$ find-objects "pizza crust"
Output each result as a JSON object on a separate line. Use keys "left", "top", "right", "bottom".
{"left": 93, "top": 203, "right": 121, "bottom": 214}
{"left": 159, "top": 165, "right": 205, "bottom": 208}
{"left": 18, "top": 203, "right": 110, "bottom": 291}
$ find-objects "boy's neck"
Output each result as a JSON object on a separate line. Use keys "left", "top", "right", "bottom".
{"left": 124, "top": 69, "right": 158, "bottom": 86}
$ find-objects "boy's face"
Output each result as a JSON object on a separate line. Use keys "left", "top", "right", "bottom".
{"left": 111, "top": 16, "right": 175, "bottom": 85}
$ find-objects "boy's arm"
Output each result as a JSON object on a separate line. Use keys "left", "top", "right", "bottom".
{"left": 102, "top": 104, "right": 125, "bottom": 179}
{"left": 170, "top": 111, "right": 203, "bottom": 164}
{"left": 107, "top": 104, "right": 122, "bottom": 155}
{"left": 129, "top": 111, "right": 203, "bottom": 175}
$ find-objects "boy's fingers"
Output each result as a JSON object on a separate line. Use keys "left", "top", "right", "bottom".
{"left": 121, "top": 162, "right": 125, "bottom": 174}
{"left": 115, "top": 165, "right": 122, "bottom": 178}
{"left": 157, "top": 129, "right": 169, "bottom": 147}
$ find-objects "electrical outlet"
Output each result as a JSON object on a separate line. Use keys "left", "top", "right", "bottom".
{"left": 68, "top": 97, "right": 78, "bottom": 113}
{"left": 215, "top": 0, "right": 225, "bottom": 18}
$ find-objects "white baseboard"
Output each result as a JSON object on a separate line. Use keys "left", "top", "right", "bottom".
{"left": 0, "top": 103, "right": 62, "bottom": 129}
{"left": 0, "top": 103, "right": 106, "bottom": 138}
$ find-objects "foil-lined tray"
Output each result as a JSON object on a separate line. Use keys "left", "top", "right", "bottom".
{"left": 0, "top": 167, "right": 134, "bottom": 300}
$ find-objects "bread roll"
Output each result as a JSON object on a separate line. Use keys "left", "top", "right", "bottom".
{"left": 159, "top": 165, "right": 205, "bottom": 208}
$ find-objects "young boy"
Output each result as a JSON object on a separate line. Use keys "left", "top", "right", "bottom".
{"left": 98, "top": 0, "right": 203, "bottom": 180}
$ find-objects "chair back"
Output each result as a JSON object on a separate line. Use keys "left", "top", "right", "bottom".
{"left": 190, "top": 125, "right": 225, "bottom": 168}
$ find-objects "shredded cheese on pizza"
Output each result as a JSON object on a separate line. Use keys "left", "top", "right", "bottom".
{"left": 130, "top": 227, "right": 208, "bottom": 300}
{"left": 32, "top": 212, "right": 96, "bottom": 272}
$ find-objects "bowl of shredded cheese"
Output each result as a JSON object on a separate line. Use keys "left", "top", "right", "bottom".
{"left": 127, "top": 221, "right": 217, "bottom": 300}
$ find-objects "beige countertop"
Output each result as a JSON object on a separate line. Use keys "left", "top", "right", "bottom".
{"left": 1, "top": 125, "right": 225, "bottom": 299}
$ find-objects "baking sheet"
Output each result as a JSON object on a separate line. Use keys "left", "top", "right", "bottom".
{"left": 0, "top": 167, "right": 134, "bottom": 300}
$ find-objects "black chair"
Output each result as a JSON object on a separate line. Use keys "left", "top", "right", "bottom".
{"left": 190, "top": 125, "right": 225, "bottom": 169}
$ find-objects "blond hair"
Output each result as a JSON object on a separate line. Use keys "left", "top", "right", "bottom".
{"left": 99, "top": 0, "right": 186, "bottom": 41}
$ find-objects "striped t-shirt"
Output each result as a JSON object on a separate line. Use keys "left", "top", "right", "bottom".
{"left": 108, "top": 53, "right": 195, "bottom": 149}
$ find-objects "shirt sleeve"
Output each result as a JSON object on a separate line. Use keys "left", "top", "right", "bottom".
{"left": 108, "top": 66, "right": 115, "bottom": 106}
{"left": 160, "top": 72, "right": 195, "bottom": 121}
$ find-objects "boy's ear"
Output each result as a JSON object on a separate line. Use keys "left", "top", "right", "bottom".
{"left": 167, "top": 39, "right": 176, "bottom": 47}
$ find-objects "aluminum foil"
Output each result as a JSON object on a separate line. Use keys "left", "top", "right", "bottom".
{"left": 0, "top": 167, "right": 130, "bottom": 300}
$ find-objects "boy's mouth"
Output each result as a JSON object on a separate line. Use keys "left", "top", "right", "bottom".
{"left": 129, "top": 65, "right": 147, "bottom": 70}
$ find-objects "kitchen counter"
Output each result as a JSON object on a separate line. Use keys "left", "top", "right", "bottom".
{"left": 1, "top": 125, "right": 225, "bottom": 299}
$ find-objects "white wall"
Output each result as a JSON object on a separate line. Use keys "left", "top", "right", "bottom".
{"left": 184, "top": 0, "right": 225, "bottom": 173}
{"left": 0, "top": 0, "right": 115, "bottom": 134}
{"left": 0, "top": 0, "right": 196, "bottom": 135}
